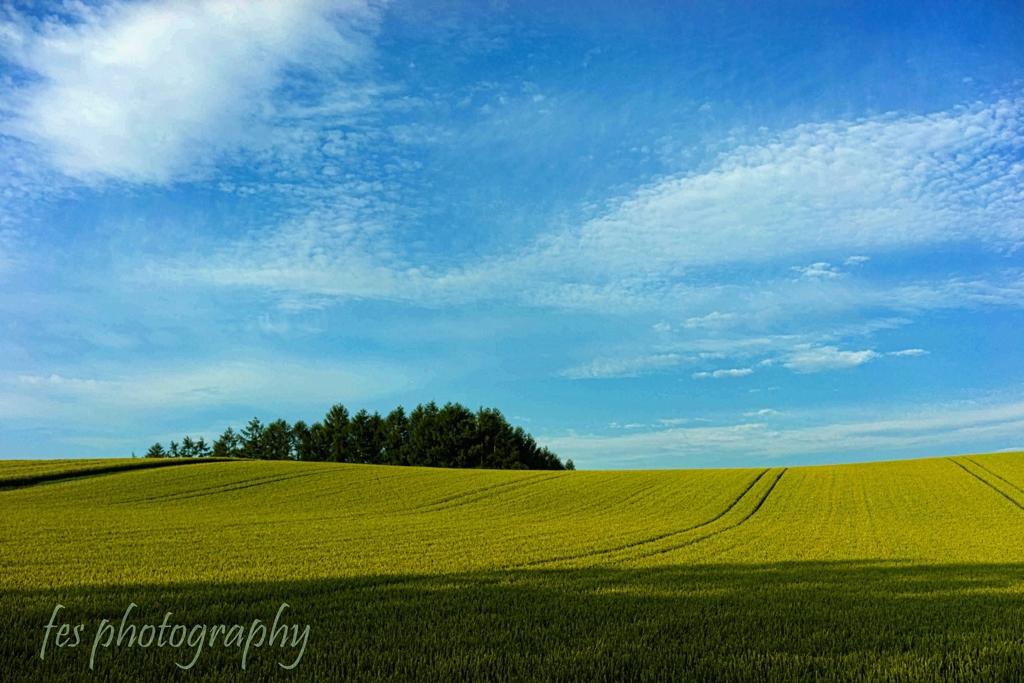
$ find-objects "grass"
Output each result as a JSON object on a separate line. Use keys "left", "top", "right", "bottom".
{"left": 2, "top": 453, "right": 1024, "bottom": 681}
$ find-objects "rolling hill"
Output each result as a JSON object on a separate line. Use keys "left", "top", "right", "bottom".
{"left": 3, "top": 453, "right": 1024, "bottom": 681}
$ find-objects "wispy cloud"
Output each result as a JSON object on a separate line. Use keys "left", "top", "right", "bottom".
{"left": 783, "top": 345, "right": 879, "bottom": 373}
{"left": 152, "top": 97, "right": 1024, "bottom": 312}
{"left": 887, "top": 348, "right": 929, "bottom": 357}
{"left": 683, "top": 311, "right": 737, "bottom": 329}
{"left": 0, "top": 0, "right": 381, "bottom": 183}
{"left": 792, "top": 262, "right": 842, "bottom": 279}
{"left": 560, "top": 354, "right": 684, "bottom": 379}
{"left": 548, "top": 399, "right": 1024, "bottom": 466}
{"left": 693, "top": 368, "right": 753, "bottom": 379}
{"left": 526, "top": 98, "right": 1024, "bottom": 282}
{"left": 3, "top": 359, "right": 416, "bottom": 420}
{"left": 743, "top": 408, "right": 782, "bottom": 417}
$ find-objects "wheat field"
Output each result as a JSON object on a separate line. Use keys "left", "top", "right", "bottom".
{"left": 3, "top": 454, "right": 1024, "bottom": 681}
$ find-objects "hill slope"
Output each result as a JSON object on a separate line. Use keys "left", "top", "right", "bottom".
{"left": 3, "top": 453, "right": 1024, "bottom": 682}
{"left": 3, "top": 453, "right": 1024, "bottom": 588}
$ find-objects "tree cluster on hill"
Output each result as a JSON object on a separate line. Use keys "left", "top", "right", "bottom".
{"left": 143, "top": 436, "right": 211, "bottom": 459}
{"left": 144, "top": 402, "right": 573, "bottom": 471}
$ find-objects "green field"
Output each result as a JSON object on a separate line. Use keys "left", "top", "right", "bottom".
{"left": 3, "top": 454, "right": 1024, "bottom": 681}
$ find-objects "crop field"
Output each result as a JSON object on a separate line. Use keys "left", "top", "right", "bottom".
{"left": 3, "top": 453, "right": 1024, "bottom": 681}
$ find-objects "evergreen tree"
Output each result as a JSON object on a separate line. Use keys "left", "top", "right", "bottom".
{"left": 168, "top": 441, "right": 180, "bottom": 458}
{"left": 240, "top": 418, "right": 264, "bottom": 459}
{"left": 180, "top": 436, "right": 196, "bottom": 458}
{"left": 308, "top": 422, "right": 332, "bottom": 462}
{"left": 213, "top": 427, "right": 241, "bottom": 458}
{"left": 381, "top": 407, "right": 409, "bottom": 465}
{"left": 351, "top": 409, "right": 384, "bottom": 464}
{"left": 144, "top": 443, "right": 166, "bottom": 459}
{"left": 471, "top": 407, "right": 518, "bottom": 469}
{"left": 407, "top": 401, "right": 442, "bottom": 466}
{"left": 195, "top": 437, "right": 212, "bottom": 458}
{"left": 263, "top": 419, "right": 293, "bottom": 460}
{"left": 291, "top": 421, "right": 313, "bottom": 461}
{"left": 436, "top": 402, "right": 477, "bottom": 468}
{"left": 324, "top": 404, "right": 354, "bottom": 463}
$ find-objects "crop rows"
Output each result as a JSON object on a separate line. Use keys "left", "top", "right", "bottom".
{"left": 3, "top": 453, "right": 1024, "bottom": 681}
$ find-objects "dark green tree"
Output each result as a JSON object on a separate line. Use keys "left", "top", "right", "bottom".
{"left": 213, "top": 427, "right": 241, "bottom": 458}
{"left": 291, "top": 421, "right": 313, "bottom": 461}
{"left": 240, "top": 418, "right": 265, "bottom": 459}
{"left": 407, "top": 401, "right": 442, "bottom": 466}
{"left": 263, "top": 419, "right": 293, "bottom": 460}
{"left": 144, "top": 443, "right": 166, "bottom": 459}
{"left": 324, "top": 404, "right": 354, "bottom": 463}
{"left": 350, "top": 409, "right": 384, "bottom": 464}
{"left": 471, "top": 407, "right": 519, "bottom": 469}
{"left": 308, "top": 422, "right": 333, "bottom": 462}
{"left": 436, "top": 402, "right": 477, "bottom": 468}
{"left": 380, "top": 407, "right": 409, "bottom": 465}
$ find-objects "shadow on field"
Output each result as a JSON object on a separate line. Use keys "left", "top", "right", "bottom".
{"left": 4, "top": 562, "right": 1024, "bottom": 682}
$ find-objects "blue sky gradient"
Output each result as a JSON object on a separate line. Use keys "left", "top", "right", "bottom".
{"left": 2, "top": 0, "right": 1023, "bottom": 467}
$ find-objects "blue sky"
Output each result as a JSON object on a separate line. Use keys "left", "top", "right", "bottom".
{"left": 1, "top": 0, "right": 1023, "bottom": 467}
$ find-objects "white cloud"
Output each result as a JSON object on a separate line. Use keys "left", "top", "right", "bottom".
{"left": 792, "top": 262, "right": 842, "bottom": 279}
{"left": 844, "top": 255, "right": 870, "bottom": 266}
{"left": 693, "top": 368, "right": 753, "bottom": 379}
{"left": 1, "top": 0, "right": 379, "bottom": 183}
{"left": 652, "top": 321, "right": 672, "bottom": 332}
{"left": 560, "top": 353, "right": 683, "bottom": 379}
{"left": 3, "top": 359, "right": 415, "bottom": 419}
{"left": 157, "top": 97, "right": 1024, "bottom": 311}
{"left": 683, "top": 311, "right": 737, "bottom": 329}
{"left": 883, "top": 276, "right": 1024, "bottom": 311}
{"left": 783, "top": 345, "right": 879, "bottom": 373}
{"left": 550, "top": 99, "right": 1024, "bottom": 273}
{"left": 547, "top": 399, "right": 1024, "bottom": 465}
{"left": 743, "top": 408, "right": 782, "bottom": 417}
{"left": 888, "top": 348, "right": 929, "bottom": 357}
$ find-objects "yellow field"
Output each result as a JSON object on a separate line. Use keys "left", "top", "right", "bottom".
{"left": 3, "top": 453, "right": 1023, "bottom": 588}
{"left": 4, "top": 453, "right": 1024, "bottom": 682}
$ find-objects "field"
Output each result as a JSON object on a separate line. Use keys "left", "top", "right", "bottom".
{"left": 3, "top": 454, "right": 1024, "bottom": 681}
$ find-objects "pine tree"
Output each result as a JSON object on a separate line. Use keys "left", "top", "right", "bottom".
{"left": 240, "top": 418, "right": 264, "bottom": 459}
{"left": 213, "top": 427, "right": 241, "bottom": 458}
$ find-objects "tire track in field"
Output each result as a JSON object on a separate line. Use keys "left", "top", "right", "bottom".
{"left": 948, "top": 458, "right": 1024, "bottom": 512}
{"left": 516, "top": 468, "right": 771, "bottom": 568}
{"left": 119, "top": 470, "right": 326, "bottom": 504}
{"left": 416, "top": 472, "right": 572, "bottom": 514}
{"left": 406, "top": 475, "right": 539, "bottom": 511}
{"left": 628, "top": 467, "right": 788, "bottom": 561}
{"left": 0, "top": 458, "right": 230, "bottom": 491}
{"left": 964, "top": 457, "right": 1024, "bottom": 498}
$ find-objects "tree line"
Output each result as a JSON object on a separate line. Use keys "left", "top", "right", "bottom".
{"left": 143, "top": 401, "right": 573, "bottom": 470}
